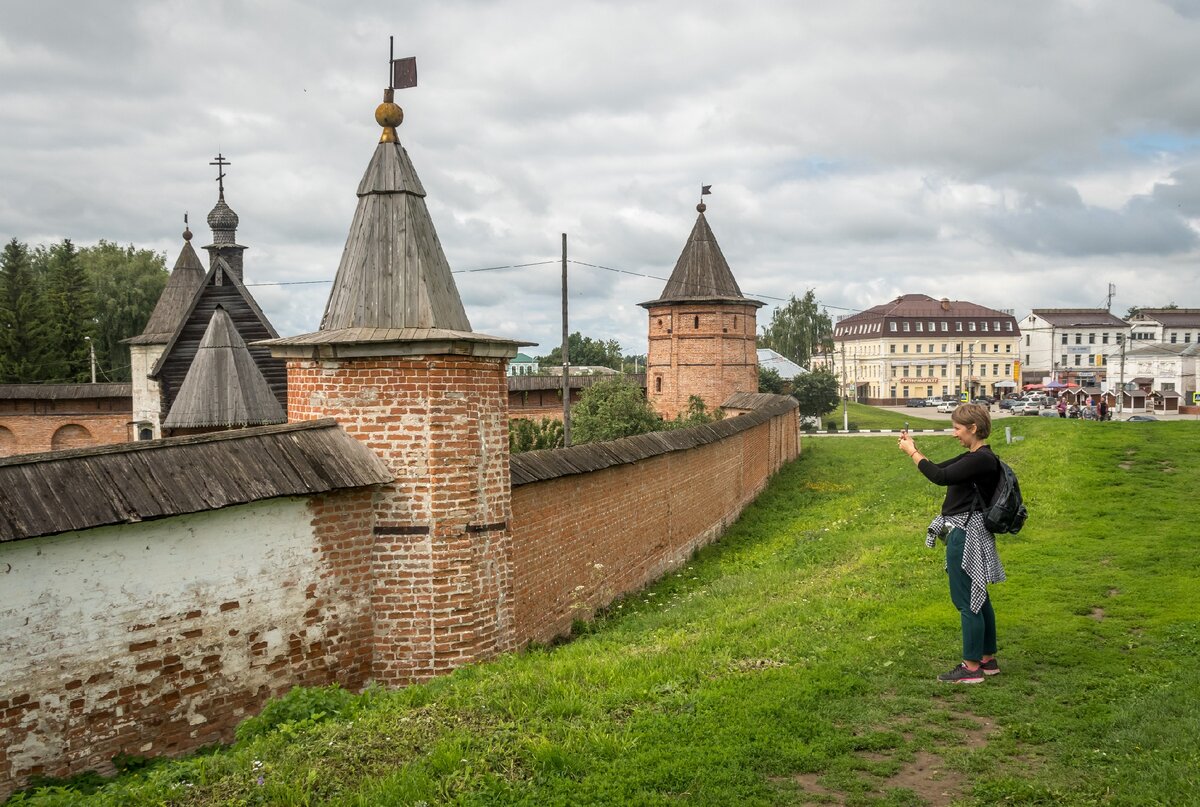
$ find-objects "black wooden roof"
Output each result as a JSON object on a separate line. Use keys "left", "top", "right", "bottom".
{"left": 510, "top": 394, "right": 796, "bottom": 485}
{"left": 126, "top": 237, "right": 207, "bottom": 345}
{"left": 0, "top": 418, "right": 390, "bottom": 543}
{"left": 162, "top": 306, "right": 287, "bottom": 428}
{"left": 0, "top": 384, "right": 131, "bottom": 400}
{"left": 640, "top": 209, "right": 762, "bottom": 308}
{"left": 150, "top": 258, "right": 285, "bottom": 416}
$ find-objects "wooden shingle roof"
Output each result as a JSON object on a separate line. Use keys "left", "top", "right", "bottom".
{"left": 0, "top": 384, "right": 131, "bottom": 401}
{"left": 0, "top": 418, "right": 390, "bottom": 543}
{"left": 510, "top": 394, "right": 796, "bottom": 485}
{"left": 126, "top": 236, "right": 207, "bottom": 345}
{"left": 151, "top": 258, "right": 285, "bottom": 415}
{"left": 640, "top": 208, "right": 762, "bottom": 308}
{"left": 162, "top": 306, "right": 286, "bottom": 429}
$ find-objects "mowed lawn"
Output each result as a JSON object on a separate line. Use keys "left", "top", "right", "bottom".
{"left": 13, "top": 420, "right": 1200, "bottom": 806}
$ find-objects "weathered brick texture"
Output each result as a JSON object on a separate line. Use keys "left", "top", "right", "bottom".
{"left": 286, "top": 356, "right": 515, "bottom": 684}
{"left": 509, "top": 405, "right": 798, "bottom": 646}
{"left": 0, "top": 491, "right": 375, "bottom": 795}
{"left": 0, "top": 411, "right": 130, "bottom": 457}
{"left": 645, "top": 302, "right": 760, "bottom": 419}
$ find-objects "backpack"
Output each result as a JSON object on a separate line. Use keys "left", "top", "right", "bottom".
{"left": 975, "top": 455, "right": 1028, "bottom": 535}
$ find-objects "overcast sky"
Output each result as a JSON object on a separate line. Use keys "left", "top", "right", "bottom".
{"left": 3, "top": 0, "right": 1199, "bottom": 358}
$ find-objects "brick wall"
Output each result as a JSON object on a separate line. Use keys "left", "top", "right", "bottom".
{"left": 286, "top": 355, "right": 514, "bottom": 684}
{"left": 0, "top": 491, "right": 376, "bottom": 796}
{"left": 0, "top": 409, "right": 131, "bottom": 457}
{"left": 509, "top": 402, "right": 798, "bottom": 646}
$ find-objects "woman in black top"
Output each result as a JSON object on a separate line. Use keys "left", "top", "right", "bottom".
{"left": 898, "top": 403, "right": 1006, "bottom": 684}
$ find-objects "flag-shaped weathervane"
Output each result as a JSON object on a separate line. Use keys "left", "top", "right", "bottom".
{"left": 389, "top": 36, "right": 417, "bottom": 89}
{"left": 701, "top": 184, "right": 712, "bottom": 196}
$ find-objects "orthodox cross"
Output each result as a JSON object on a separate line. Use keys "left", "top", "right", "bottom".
{"left": 210, "top": 153, "right": 231, "bottom": 196}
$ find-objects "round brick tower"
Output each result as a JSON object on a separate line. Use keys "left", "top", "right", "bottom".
{"left": 262, "top": 87, "right": 530, "bottom": 684}
{"left": 640, "top": 202, "right": 764, "bottom": 419}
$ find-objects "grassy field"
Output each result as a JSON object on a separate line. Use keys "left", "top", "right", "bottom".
{"left": 12, "top": 419, "right": 1200, "bottom": 806}
{"left": 826, "top": 402, "right": 945, "bottom": 431}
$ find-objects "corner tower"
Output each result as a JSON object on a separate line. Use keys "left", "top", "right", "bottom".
{"left": 260, "top": 77, "right": 531, "bottom": 685}
{"left": 639, "top": 201, "right": 763, "bottom": 419}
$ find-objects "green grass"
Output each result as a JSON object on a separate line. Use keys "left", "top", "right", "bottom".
{"left": 834, "top": 401, "right": 945, "bottom": 430}
{"left": 11, "top": 419, "right": 1200, "bottom": 805}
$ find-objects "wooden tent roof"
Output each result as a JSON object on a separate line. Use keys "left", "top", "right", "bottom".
{"left": 126, "top": 235, "right": 207, "bottom": 345}
{"left": 162, "top": 306, "right": 286, "bottom": 428}
{"left": 0, "top": 418, "right": 390, "bottom": 543}
{"left": 318, "top": 140, "right": 470, "bottom": 333}
{"left": 151, "top": 258, "right": 285, "bottom": 415}
{"left": 640, "top": 207, "right": 762, "bottom": 308}
{"left": 265, "top": 111, "right": 529, "bottom": 357}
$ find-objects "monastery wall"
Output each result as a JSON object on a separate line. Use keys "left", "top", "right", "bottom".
{"left": 0, "top": 411, "right": 130, "bottom": 457}
{"left": 0, "top": 490, "right": 376, "bottom": 791}
{"left": 509, "top": 401, "right": 798, "bottom": 646}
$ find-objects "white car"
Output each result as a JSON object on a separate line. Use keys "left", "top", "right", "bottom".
{"left": 936, "top": 401, "right": 957, "bottom": 413}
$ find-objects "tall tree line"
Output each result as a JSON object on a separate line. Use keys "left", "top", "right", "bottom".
{"left": 0, "top": 238, "right": 168, "bottom": 383}
{"left": 757, "top": 289, "right": 834, "bottom": 370}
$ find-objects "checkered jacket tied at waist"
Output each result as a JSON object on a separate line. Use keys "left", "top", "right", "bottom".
{"left": 926, "top": 511, "right": 1007, "bottom": 613}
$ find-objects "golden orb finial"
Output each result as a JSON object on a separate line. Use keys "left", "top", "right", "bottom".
{"left": 376, "top": 87, "right": 404, "bottom": 143}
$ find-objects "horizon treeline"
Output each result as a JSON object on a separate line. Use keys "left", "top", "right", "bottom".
{"left": 0, "top": 237, "right": 168, "bottom": 384}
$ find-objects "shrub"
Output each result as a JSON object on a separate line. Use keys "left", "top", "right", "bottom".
{"left": 234, "top": 685, "right": 361, "bottom": 743}
{"left": 510, "top": 417, "right": 564, "bottom": 453}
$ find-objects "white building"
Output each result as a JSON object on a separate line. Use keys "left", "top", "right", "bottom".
{"left": 1112, "top": 343, "right": 1199, "bottom": 409}
{"left": 1125, "top": 309, "right": 1200, "bottom": 346}
{"left": 1015, "top": 309, "right": 1129, "bottom": 386}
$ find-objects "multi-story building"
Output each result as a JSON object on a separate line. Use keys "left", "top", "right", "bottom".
{"left": 1015, "top": 309, "right": 1129, "bottom": 387}
{"left": 831, "top": 294, "right": 1021, "bottom": 404}
{"left": 1112, "top": 343, "right": 1198, "bottom": 411}
{"left": 1125, "top": 308, "right": 1200, "bottom": 346}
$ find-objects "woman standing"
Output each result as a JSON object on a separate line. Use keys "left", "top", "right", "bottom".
{"left": 898, "top": 404, "right": 1007, "bottom": 684}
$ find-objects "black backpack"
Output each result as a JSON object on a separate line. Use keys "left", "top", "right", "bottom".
{"left": 975, "top": 455, "right": 1028, "bottom": 535}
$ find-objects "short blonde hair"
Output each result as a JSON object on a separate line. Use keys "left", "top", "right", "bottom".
{"left": 952, "top": 403, "right": 992, "bottom": 439}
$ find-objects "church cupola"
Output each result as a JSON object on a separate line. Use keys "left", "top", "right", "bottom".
{"left": 202, "top": 153, "right": 247, "bottom": 282}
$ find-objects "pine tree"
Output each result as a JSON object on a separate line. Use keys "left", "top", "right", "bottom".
{"left": 43, "top": 239, "right": 95, "bottom": 382}
{"left": 0, "top": 238, "right": 47, "bottom": 382}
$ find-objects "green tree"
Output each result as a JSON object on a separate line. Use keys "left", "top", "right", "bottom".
{"left": 571, "top": 378, "right": 663, "bottom": 444}
{"left": 80, "top": 241, "right": 168, "bottom": 381}
{"left": 758, "top": 290, "right": 833, "bottom": 369}
{"left": 758, "top": 366, "right": 785, "bottom": 394}
{"left": 539, "top": 332, "right": 623, "bottom": 371}
{"left": 0, "top": 238, "right": 47, "bottom": 382}
{"left": 509, "top": 417, "right": 565, "bottom": 453}
{"left": 792, "top": 369, "right": 840, "bottom": 420}
{"left": 41, "top": 240, "right": 95, "bottom": 382}
{"left": 667, "top": 395, "right": 722, "bottom": 429}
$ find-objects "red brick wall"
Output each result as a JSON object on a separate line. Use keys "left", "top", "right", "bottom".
{"left": 0, "top": 410, "right": 131, "bottom": 457}
{"left": 645, "top": 302, "right": 760, "bottom": 419}
{"left": 286, "top": 356, "right": 514, "bottom": 684}
{"left": 509, "top": 406, "right": 798, "bottom": 646}
{"left": 0, "top": 490, "right": 376, "bottom": 798}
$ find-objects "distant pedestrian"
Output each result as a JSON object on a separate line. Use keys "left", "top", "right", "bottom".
{"left": 1099, "top": 400, "right": 1109, "bottom": 421}
{"left": 898, "top": 404, "right": 1006, "bottom": 684}
{"left": 1057, "top": 399, "right": 1067, "bottom": 418}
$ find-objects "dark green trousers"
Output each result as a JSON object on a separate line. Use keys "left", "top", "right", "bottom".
{"left": 946, "top": 527, "right": 997, "bottom": 662}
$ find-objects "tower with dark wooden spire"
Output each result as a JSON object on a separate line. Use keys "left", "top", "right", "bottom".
{"left": 124, "top": 218, "right": 207, "bottom": 438}
{"left": 262, "top": 66, "right": 531, "bottom": 685}
{"left": 639, "top": 199, "right": 763, "bottom": 418}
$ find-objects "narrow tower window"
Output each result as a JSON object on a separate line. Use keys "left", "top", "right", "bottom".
{"left": 655, "top": 376, "right": 662, "bottom": 393}
{"left": 694, "top": 315, "right": 700, "bottom": 329}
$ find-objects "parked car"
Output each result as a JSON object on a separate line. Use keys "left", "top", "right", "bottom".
{"left": 1007, "top": 400, "right": 1030, "bottom": 414}
{"left": 999, "top": 398, "right": 1020, "bottom": 410}
{"left": 936, "top": 401, "right": 957, "bottom": 413}
{"left": 1126, "top": 414, "right": 1159, "bottom": 422}
{"left": 906, "top": 398, "right": 928, "bottom": 407}
{"left": 972, "top": 396, "right": 994, "bottom": 406}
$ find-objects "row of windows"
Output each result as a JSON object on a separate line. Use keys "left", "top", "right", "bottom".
{"left": 1022, "top": 354, "right": 1108, "bottom": 368}
{"left": 891, "top": 363, "right": 1012, "bottom": 378}
{"left": 1049, "top": 332, "right": 1124, "bottom": 346}
{"left": 888, "top": 343, "right": 1012, "bottom": 354}
{"left": 837, "top": 319, "right": 1016, "bottom": 336}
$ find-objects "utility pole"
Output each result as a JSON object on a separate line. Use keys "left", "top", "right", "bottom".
{"left": 561, "top": 233, "right": 571, "bottom": 447}
{"left": 1117, "top": 335, "right": 1127, "bottom": 415}
{"left": 84, "top": 336, "right": 96, "bottom": 383}
{"left": 958, "top": 341, "right": 965, "bottom": 401}
{"left": 840, "top": 341, "right": 848, "bottom": 430}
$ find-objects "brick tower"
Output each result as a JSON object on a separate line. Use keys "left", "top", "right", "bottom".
{"left": 640, "top": 201, "right": 764, "bottom": 419}
{"left": 261, "top": 84, "right": 529, "bottom": 684}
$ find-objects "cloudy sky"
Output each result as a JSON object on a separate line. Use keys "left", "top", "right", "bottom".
{"left": 3, "top": 0, "right": 1199, "bottom": 358}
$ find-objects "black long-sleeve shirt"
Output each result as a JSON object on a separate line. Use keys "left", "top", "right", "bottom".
{"left": 917, "top": 444, "right": 1001, "bottom": 516}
